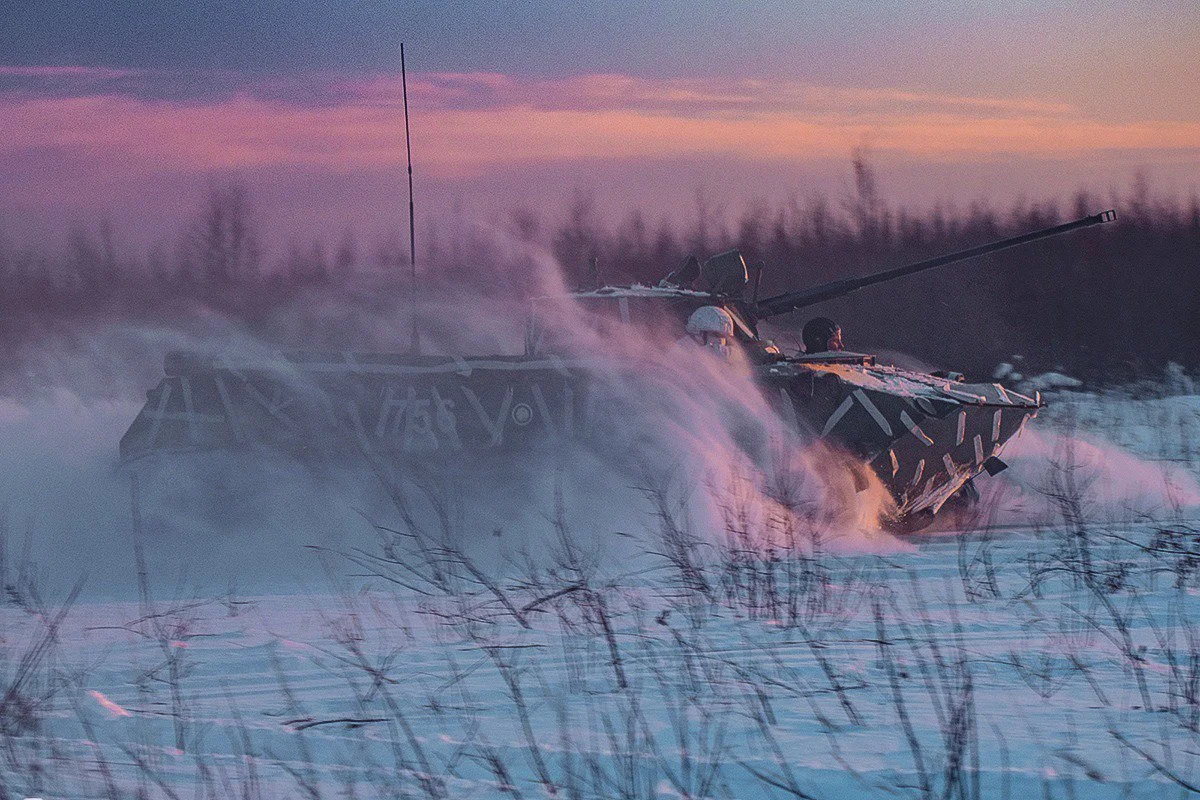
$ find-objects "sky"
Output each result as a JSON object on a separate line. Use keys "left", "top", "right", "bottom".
{"left": 2, "top": 0, "right": 1198, "bottom": 250}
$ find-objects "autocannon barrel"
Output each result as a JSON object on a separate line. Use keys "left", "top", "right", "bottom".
{"left": 753, "top": 209, "right": 1116, "bottom": 319}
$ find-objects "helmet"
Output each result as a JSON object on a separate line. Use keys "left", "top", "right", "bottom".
{"left": 686, "top": 306, "right": 735, "bottom": 338}
{"left": 802, "top": 317, "right": 840, "bottom": 353}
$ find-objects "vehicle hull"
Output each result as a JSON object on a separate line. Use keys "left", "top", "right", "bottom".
{"left": 120, "top": 350, "right": 1039, "bottom": 524}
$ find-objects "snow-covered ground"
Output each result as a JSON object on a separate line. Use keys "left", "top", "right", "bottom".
{"left": 3, "top": 382, "right": 1200, "bottom": 799}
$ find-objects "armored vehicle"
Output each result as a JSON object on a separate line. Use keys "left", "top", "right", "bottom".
{"left": 120, "top": 210, "right": 1116, "bottom": 529}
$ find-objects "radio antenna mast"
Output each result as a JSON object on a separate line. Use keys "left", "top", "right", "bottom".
{"left": 401, "top": 42, "right": 420, "bottom": 354}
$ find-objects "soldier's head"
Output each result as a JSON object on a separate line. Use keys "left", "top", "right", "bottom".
{"left": 802, "top": 317, "right": 843, "bottom": 353}
{"left": 686, "top": 305, "right": 734, "bottom": 343}
{"left": 684, "top": 305, "right": 736, "bottom": 359}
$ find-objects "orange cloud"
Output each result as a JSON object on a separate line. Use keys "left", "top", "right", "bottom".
{"left": 2, "top": 72, "right": 1197, "bottom": 183}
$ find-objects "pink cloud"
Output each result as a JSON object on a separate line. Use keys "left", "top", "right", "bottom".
{"left": 348, "top": 72, "right": 1080, "bottom": 118}
{"left": 3, "top": 69, "right": 1198, "bottom": 245}
{"left": 3, "top": 75, "right": 1196, "bottom": 186}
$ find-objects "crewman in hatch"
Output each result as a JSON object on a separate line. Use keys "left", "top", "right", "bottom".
{"left": 802, "top": 317, "right": 843, "bottom": 354}
{"left": 682, "top": 305, "right": 736, "bottom": 358}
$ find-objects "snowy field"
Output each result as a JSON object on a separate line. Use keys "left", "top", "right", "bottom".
{"left": 3, "top": 382, "right": 1200, "bottom": 799}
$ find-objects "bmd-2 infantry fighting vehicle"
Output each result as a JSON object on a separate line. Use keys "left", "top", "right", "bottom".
{"left": 120, "top": 210, "right": 1115, "bottom": 530}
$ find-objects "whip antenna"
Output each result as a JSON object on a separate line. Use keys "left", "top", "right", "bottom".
{"left": 401, "top": 42, "right": 420, "bottom": 354}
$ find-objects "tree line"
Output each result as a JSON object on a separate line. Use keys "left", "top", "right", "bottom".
{"left": 1, "top": 169, "right": 1196, "bottom": 395}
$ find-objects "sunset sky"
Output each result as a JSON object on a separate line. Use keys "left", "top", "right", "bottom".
{"left": 3, "top": 0, "right": 1198, "bottom": 249}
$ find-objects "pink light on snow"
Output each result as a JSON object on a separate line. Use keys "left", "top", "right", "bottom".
{"left": 89, "top": 689, "right": 132, "bottom": 717}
